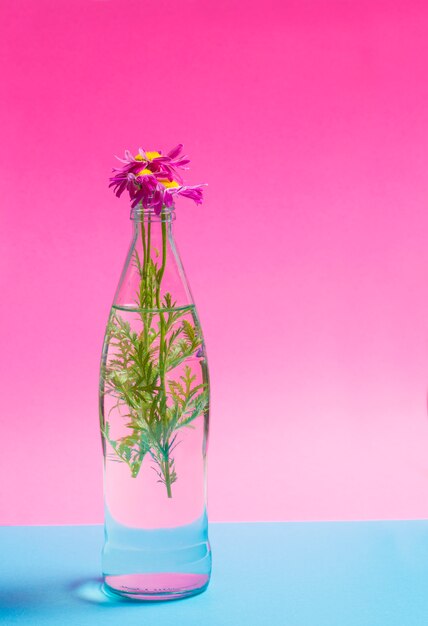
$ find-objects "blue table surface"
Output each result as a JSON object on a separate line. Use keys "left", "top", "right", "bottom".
{"left": 1, "top": 521, "right": 428, "bottom": 626}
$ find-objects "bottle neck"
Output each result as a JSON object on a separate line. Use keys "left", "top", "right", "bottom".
{"left": 130, "top": 206, "right": 176, "bottom": 224}
{"left": 114, "top": 205, "right": 191, "bottom": 309}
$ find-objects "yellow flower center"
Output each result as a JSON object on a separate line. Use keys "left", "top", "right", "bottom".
{"left": 145, "top": 151, "right": 161, "bottom": 161}
{"left": 137, "top": 168, "right": 152, "bottom": 176}
{"left": 160, "top": 179, "right": 179, "bottom": 189}
{"left": 135, "top": 151, "right": 161, "bottom": 162}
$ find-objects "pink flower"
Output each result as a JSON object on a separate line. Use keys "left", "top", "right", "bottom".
{"left": 145, "top": 144, "right": 190, "bottom": 184}
{"left": 109, "top": 144, "right": 205, "bottom": 213}
{"left": 165, "top": 184, "right": 205, "bottom": 206}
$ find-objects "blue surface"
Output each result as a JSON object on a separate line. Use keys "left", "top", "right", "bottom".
{"left": 1, "top": 521, "right": 428, "bottom": 625}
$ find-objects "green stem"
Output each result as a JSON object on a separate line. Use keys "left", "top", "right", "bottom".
{"left": 141, "top": 219, "right": 147, "bottom": 275}
{"left": 147, "top": 217, "right": 152, "bottom": 308}
{"left": 139, "top": 218, "right": 150, "bottom": 351}
{"left": 157, "top": 218, "right": 171, "bottom": 496}
{"left": 164, "top": 466, "right": 172, "bottom": 498}
{"left": 156, "top": 218, "right": 167, "bottom": 306}
{"left": 156, "top": 219, "right": 168, "bottom": 398}
{"left": 137, "top": 212, "right": 172, "bottom": 498}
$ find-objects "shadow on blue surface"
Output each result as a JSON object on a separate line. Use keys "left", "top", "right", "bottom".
{"left": 1, "top": 522, "right": 428, "bottom": 626}
{"left": 70, "top": 578, "right": 112, "bottom": 605}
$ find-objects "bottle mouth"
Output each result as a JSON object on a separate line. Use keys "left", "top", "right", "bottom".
{"left": 130, "top": 205, "right": 176, "bottom": 222}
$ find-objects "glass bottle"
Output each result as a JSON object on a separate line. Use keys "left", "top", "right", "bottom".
{"left": 99, "top": 205, "right": 211, "bottom": 601}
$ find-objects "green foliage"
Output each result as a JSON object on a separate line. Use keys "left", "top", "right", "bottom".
{"left": 100, "top": 278, "right": 209, "bottom": 497}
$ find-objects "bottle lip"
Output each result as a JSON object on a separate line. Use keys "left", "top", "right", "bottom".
{"left": 130, "top": 205, "right": 176, "bottom": 222}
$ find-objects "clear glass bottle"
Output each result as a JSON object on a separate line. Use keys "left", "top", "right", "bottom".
{"left": 99, "top": 205, "right": 211, "bottom": 601}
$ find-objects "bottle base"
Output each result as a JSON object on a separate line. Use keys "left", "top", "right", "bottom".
{"left": 103, "top": 572, "right": 210, "bottom": 601}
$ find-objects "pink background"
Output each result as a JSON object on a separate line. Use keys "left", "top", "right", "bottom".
{"left": 1, "top": 0, "right": 428, "bottom": 525}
